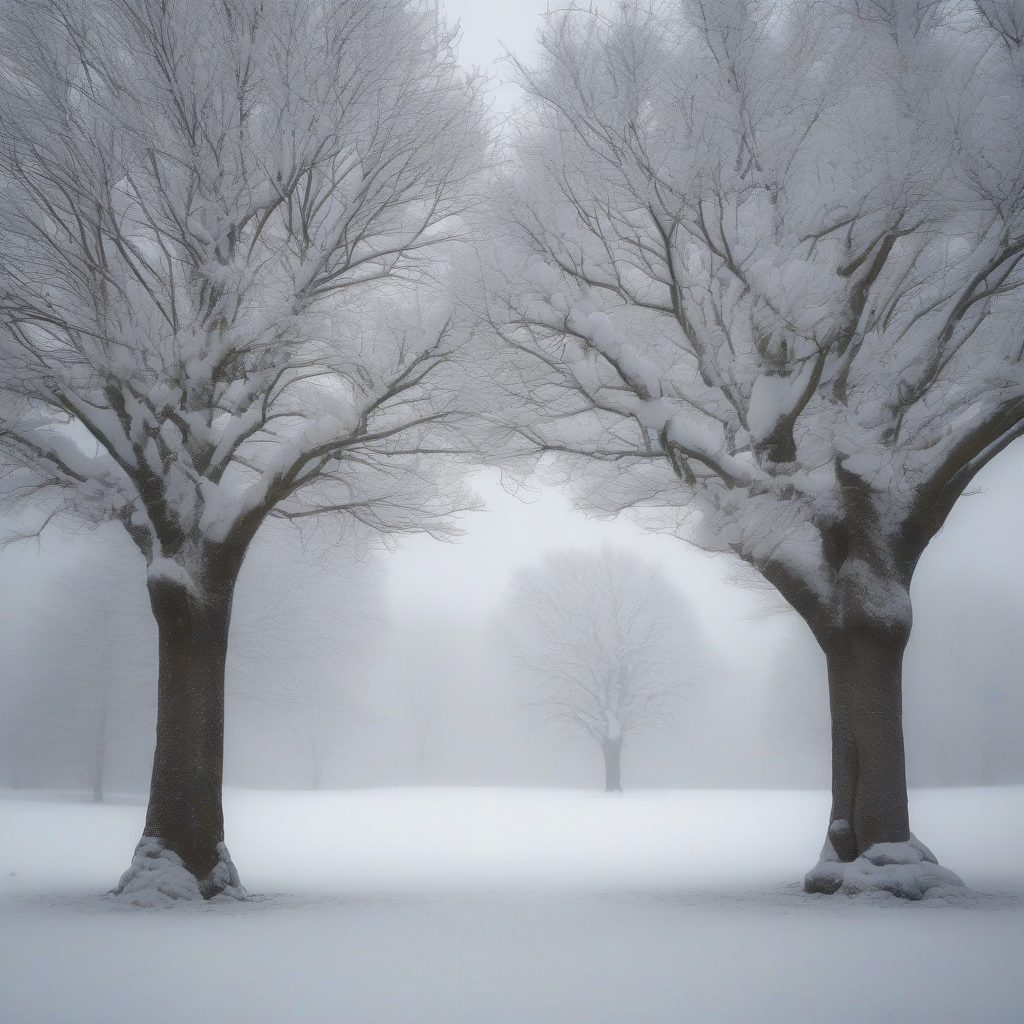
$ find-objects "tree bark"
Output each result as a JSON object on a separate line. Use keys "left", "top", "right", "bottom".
{"left": 602, "top": 735, "right": 623, "bottom": 792}
{"left": 140, "top": 567, "right": 237, "bottom": 887}
{"left": 816, "top": 598, "right": 913, "bottom": 862}
{"left": 765, "top": 527, "right": 919, "bottom": 883}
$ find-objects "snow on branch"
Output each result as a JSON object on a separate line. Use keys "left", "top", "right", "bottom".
{"left": 0, "top": 0, "right": 489, "bottom": 572}
{"left": 483, "top": 0, "right": 1024, "bottom": 597}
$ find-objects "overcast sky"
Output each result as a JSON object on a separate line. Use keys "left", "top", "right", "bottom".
{"left": 440, "top": 0, "right": 551, "bottom": 110}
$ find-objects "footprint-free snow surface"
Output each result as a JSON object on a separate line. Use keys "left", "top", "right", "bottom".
{"left": 2, "top": 786, "right": 1022, "bottom": 1023}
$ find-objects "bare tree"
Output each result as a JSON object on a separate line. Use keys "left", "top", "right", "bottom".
{"left": 378, "top": 613, "right": 458, "bottom": 784}
{"left": 0, "top": 537, "right": 155, "bottom": 800}
{"left": 497, "top": 547, "right": 699, "bottom": 792}
{"left": 224, "top": 521, "right": 386, "bottom": 789}
{"left": 0, "top": 0, "right": 485, "bottom": 900}
{"left": 484, "top": 0, "right": 1024, "bottom": 895}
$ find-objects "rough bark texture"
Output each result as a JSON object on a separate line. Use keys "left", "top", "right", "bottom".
{"left": 820, "top": 619, "right": 911, "bottom": 860}
{"left": 602, "top": 736, "right": 623, "bottom": 792}
{"left": 778, "top": 522, "right": 968, "bottom": 897}
{"left": 119, "top": 549, "right": 245, "bottom": 898}
{"left": 800, "top": 589, "right": 968, "bottom": 897}
{"left": 761, "top": 503, "right": 941, "bottom": 894}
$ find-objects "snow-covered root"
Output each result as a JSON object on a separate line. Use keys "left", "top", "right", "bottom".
{"left": 110, "top": 837, "right": 248, "bottom": 907}
{"left": 804, "top": 829, "right": 966, "bottom": 900}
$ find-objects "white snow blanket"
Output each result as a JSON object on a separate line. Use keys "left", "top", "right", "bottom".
{"left": 1, "top": 787, "right": 1022, "bottom": 1024}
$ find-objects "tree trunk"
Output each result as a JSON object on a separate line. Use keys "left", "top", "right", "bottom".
{"left": 768, "top": 530, "right": 965, "bottom": 897}
{"left": 310, "top": 733, "right": 323, "bottom": 790}
{"left": 602, "top": 735, "right": 623, "bottom": 792}
{"left": 92, "top": 705, "right": 106, "bottom": 804}
{"left": 819, "top": 614, "right": 911, "bottom": 861}
{"left": 138, "top": 568, "right": 237, "bottom": 891}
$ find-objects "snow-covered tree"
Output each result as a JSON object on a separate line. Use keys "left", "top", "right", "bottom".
{"left": 0, "top": 0, "right": 485, "bottom": 901}
{"left": 497, "top": 547, "right": 699, "bottom": 792}
{"left": 485, "top": 0, "right": 1024, "bottom": 895}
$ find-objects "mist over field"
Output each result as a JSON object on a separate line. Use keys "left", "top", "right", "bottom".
{"left": 3, "top": 450, "right": 1021, "bottom": 797}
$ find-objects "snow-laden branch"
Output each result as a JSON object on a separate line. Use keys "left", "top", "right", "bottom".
{"left": 0, "top": 0, "right": 489, "bottom": 574}
{"left": 483, "top": 0, "right": 1024, "bottom": 608}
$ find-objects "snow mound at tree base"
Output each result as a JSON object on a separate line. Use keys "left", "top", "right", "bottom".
{"left": 804, "top": 832, "right": 966, "bottom": 900}
{"left": 109, "top": 837, "right": 248, "bottom": 906}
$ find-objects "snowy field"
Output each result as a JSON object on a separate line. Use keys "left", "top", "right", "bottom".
{"left": 2, "top": 787, "right": 1023, "bottom": 1024}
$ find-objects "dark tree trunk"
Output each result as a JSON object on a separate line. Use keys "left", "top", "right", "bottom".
{"left": 140, "top": 566, "right": 237, "bottom": 888}
{"left": 818, "top": 615, "right": 911, "bottom": 862}
{"left": 602, "top": 735, "right": 622, "bottom": 792}
{"left": 798, "top": 565, "right": 966, "bottom": 897}
{"left": 763, "top": 517, "right": 924, "bottom": 891}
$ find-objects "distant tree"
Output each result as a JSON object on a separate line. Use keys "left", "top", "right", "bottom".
{"left": 224, "top": 522, "right": 386, "bottom": 790}
{"left": 498, "top": 547, "right": 699, "bottom": 792}
{"left": 1, "top": 539, "right": 155, "bottom": 800}
{"left": 903, "top": 572, "right": 1024, "bottom": 787}
{"left": 369, "top": 610, "right": 506, "bottom": 786}
{"left": 368, "top": 613, "right": 453, "bottom": 784}
{"left": 0, "top": 0, "right": 485, "bottom": 900}
{"left": 484, "top": 0, "right": 1024, "bottom": 895}
{"left": 407, "top": 670, "right": 442, "bottom": 784}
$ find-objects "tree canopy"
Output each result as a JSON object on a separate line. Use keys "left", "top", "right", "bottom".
{"left": 0, "top": 0, "right": 488, "bottom": 567}
{"left": 487, "top": 0, "right": 1024, "bottom": 596}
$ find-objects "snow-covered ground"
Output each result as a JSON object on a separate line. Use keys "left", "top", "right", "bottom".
{"left": 2, "top": 786, "right": 1022, "bottom": 1023}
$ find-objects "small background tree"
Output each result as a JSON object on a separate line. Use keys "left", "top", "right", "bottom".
{"left": 497, "top": 546, "right": 701, "bottom": 792}
{"left": 0, "top": 534, "right": 154, "bottom": 800}
{"left": 224, "top": 522, "right": 386, "bottom": 790}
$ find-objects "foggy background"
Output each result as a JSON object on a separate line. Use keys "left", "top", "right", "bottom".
{"left": 2, "top": 440, "right": 1021, "bottom": 798}
{"left": 0, "top": 0, "right": 1021, "bottom": 800}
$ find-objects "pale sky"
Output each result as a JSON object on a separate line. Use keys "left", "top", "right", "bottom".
{"left": 440, "top": 0, "right": 552, "bottom": 105}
